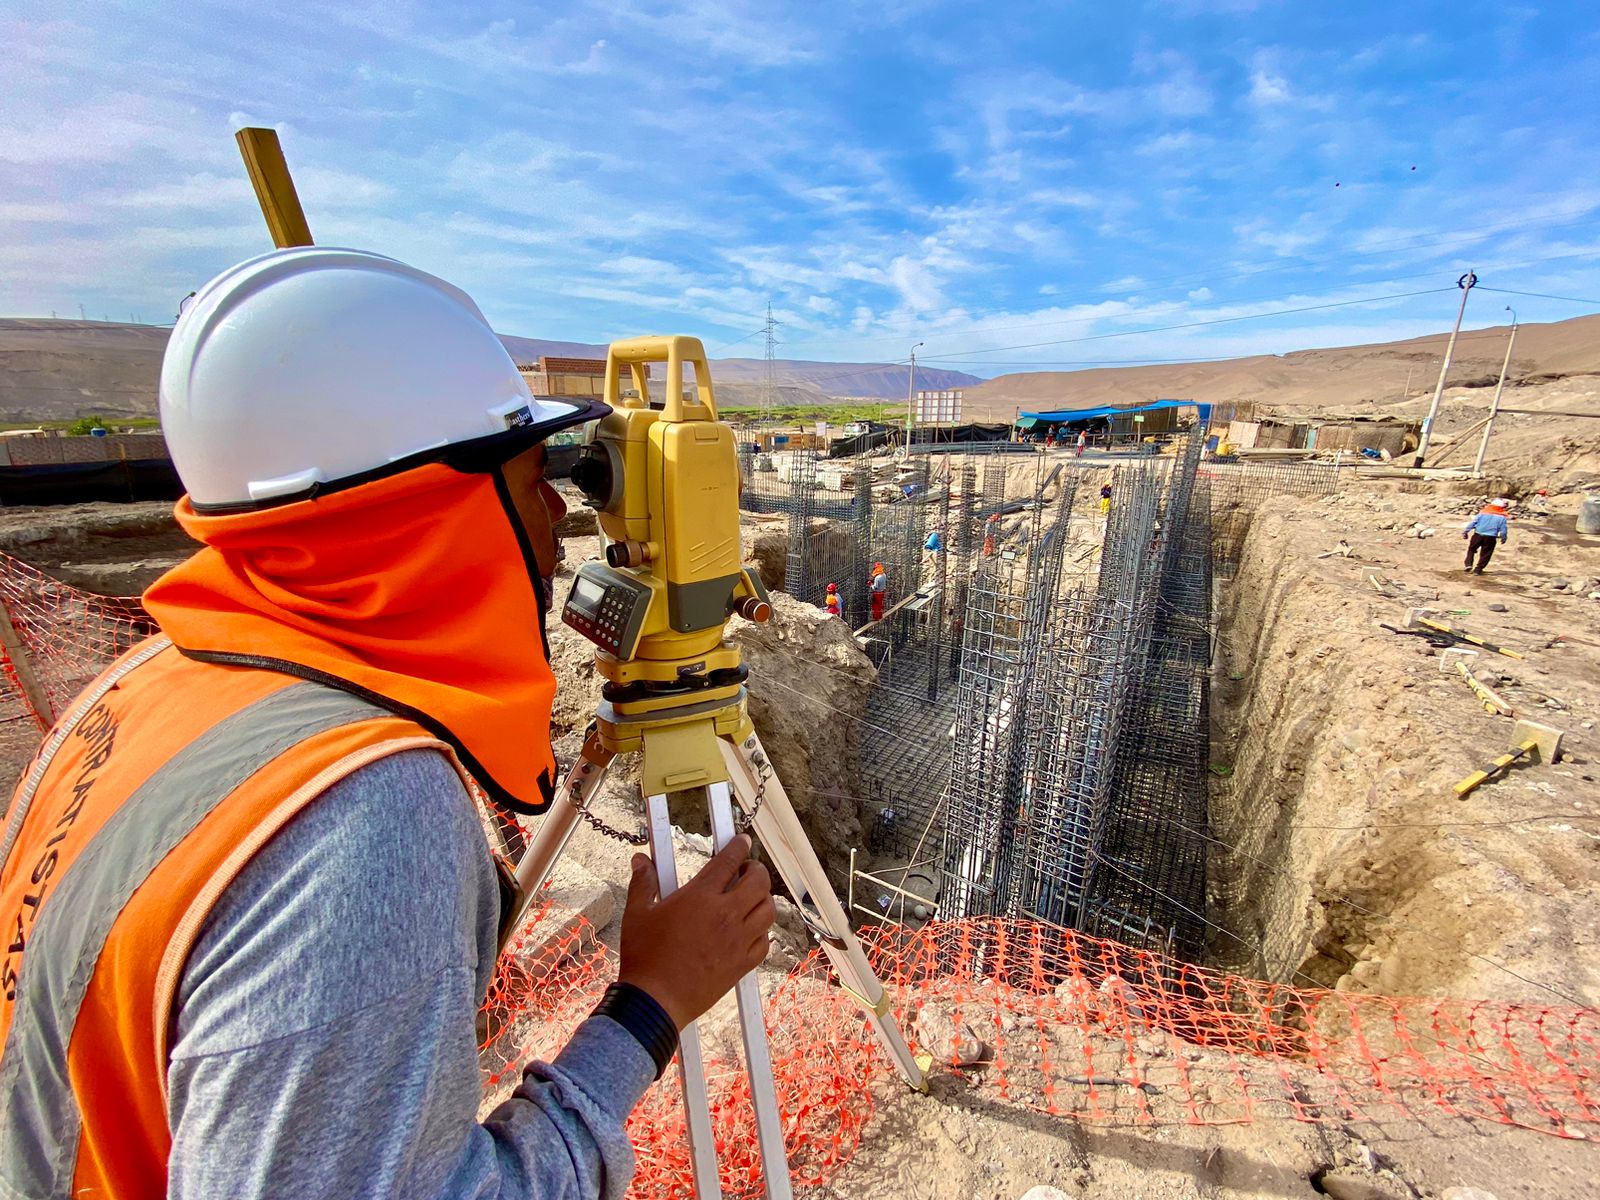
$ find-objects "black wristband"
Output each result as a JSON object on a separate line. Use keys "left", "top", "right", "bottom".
{"left": 592, "top": 982, "right": 679, "bottom": 1080}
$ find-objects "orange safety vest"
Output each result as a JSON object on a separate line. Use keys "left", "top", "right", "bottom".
{"left": 0, "top": 638, "right": 471, "bottom": 1198}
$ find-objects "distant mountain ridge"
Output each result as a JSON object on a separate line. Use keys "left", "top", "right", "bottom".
{"left": 0, "top": 320, "right": 980, "bottom": 420}
{"left": 498, "top": 335, "right": 980, "bottom": 399}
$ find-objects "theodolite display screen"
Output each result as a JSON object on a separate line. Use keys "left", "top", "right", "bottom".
{"left": 562, "top": 561, "right": 653, "bottom": 659}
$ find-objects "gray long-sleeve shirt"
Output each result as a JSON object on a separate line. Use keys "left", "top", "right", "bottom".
{"left": 166, "top": 749, "right": 652, "bottom": 1199}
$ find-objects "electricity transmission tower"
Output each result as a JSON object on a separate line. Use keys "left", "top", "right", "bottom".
{"left": 762, "top": 302, "right": 780, "bottom": 419}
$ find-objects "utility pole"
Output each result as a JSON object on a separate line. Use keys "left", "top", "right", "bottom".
{"left": 1413, "top": 270, "right": 1476, "bottom": 468}
{"left": 761, "top": 302, "right": 779, "bottom": 419}
{"left": 1473, "top": 307, "right": 1518, "bottom": 476}
{"left": 906, "top": 342, "right": 924, "bottom": 451}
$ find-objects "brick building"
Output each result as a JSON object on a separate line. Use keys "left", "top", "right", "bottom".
{"left": 517, "top": 355, "right": 651, "bottom": 398}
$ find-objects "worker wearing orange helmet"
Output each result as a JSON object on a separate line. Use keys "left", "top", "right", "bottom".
{"left": 1462, "top": 497, "right": 1510, "bottom": 575}
{"left": 869, "top": 561, "right": 887, "bottom": 622}
{"left": 0, "top": 248, "right": 774, "bottom": 1199}
{"left": 824, "top": 581, "right": 842, "bottom": 619}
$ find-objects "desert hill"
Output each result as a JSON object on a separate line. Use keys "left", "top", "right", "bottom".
{"left": 962, "top": 312, "right": 1600, "bottom": 421}
{"left": 0, "top": 320, "right": 979, "bottom": 421}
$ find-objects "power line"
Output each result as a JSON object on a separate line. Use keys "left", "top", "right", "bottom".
{"left": 1478, "top": 287, "right": 1600, "bottom": 307}
{"left": 706, "top": 328, "right": 766, "bottom": 354}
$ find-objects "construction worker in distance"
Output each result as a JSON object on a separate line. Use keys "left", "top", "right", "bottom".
{"left": 1462, "top": 497, "right": 1511, "bottom": 575}
{"left": 1100, "top": 480, "right": 1113, "bottom": 514}
{"left": 824, "top": 581, "right": 842, "bottom": 619}
{"left": 869, "top": 561, "right": 888, "bottom": 622}
{"left": 1075, "top": 428, "right": 1086, "bottom": 457}
{"left": 0, "top": 248, "right": 775, "bottom": 1200}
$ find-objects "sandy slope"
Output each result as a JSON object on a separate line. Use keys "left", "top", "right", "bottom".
{"left": 963, "top": 313, "right": 1600, "bottom": 420}
{"left": 0, "top": 318, "right": 977, "bottom": 417}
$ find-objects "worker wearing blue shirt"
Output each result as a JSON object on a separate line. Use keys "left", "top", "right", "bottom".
{"left": 1462, "top": 498, "right": 1510, "bottom": 575}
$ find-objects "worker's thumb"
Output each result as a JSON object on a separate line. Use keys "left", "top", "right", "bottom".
{"left": 695, "top": 834, "right": 753, "bottom": 893}
{"left": 627, "top": 854, "right": 659, "bottom": 908}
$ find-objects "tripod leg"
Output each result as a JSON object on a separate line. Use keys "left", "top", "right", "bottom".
{"left": 512, "top": 727, "right": 614, "bottom": 903}
{"left": 720, "top": 735, "right": 929, "bottom": 1092}
{"left": 706, "top": 782, "right": 793, "bottom": 1200}
{"left": 644, "top": 792, "right": 723, "bottom": 1200}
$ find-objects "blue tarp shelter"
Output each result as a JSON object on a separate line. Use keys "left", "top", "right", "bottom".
{"left": 1018, "top": 399, "right": 1205, "bottom": 424}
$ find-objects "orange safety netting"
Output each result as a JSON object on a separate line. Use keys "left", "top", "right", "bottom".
{"left": 478, "top": 900, "right": 875, "bottom": 1200}
{"left": 798, "top": 918, "right": 1600, "bottom": 1139}
{"left": 0, "top": 551, "right": 157, "bottom": 730}
{"left": 478, "top": 909, "right": 1600, "bottom": 1199}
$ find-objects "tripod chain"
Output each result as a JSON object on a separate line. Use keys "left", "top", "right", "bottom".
{"left": 578, "top": 806, "right": 649, "bottom": 847}
{"left": 735, "top": 738, "right": 771, "bottom": 834}
{"left": 564, "top": 730, "right": 648, "bottom": 846}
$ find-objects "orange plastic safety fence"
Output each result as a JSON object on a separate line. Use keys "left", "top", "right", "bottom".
{"left": 477, "top": 911, "right": 1599, "bottom": 1199}
{"left": 0, "top": 550, "right": 157, "bottom": 729}
{"left": 782, "top": 918, "right": 1600, "bottom": 1140}
{"left": 479, "top": 901, "right": 875, "bottom": 1200}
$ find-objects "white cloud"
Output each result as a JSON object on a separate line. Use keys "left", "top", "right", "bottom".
{"left": 1247, "top": 51, "right": 1292, "bottom": 105}
{"left": 0, "top": 202, "right": 72, "bottom": 222}
{"left": 1236, "top": 217, "right": 1324, "bottom": 257}
{"left": 1137, "top": 130, "right": 1206, "bottom": 157}
{"left": 1135, "top": 50, "right": 1215, "bottom": 118}
{"left": 1188, "top": 286, "right": 1213, "bottom": 300}
{"left": 888, "top": 255, "right": 947, "bottom": 312}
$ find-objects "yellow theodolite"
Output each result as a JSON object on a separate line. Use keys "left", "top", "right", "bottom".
{"left": 515, "top": 335, "right": 928, "bottom": 1200}
{"left": 558, "top": 336, "right": 771, "bottom": 796}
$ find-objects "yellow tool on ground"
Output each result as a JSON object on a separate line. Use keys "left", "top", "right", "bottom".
{"left": 1406, "top": 607, "right": 1524, "bottom": 660}
{"left": 1454, "top": 662, "right": 1513, "bottom": 715}
{"left": 1454, "top": 719, "right": 1564, "bottom": 797}
{"left": 1438, "top": 649, "right": 1513, "bottom": 715}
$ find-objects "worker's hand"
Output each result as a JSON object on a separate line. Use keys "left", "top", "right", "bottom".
{"left": 617, "top": 834, "right": 775, "bottom": 1031}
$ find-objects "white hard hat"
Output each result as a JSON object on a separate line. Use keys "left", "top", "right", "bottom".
{"left": 160, "top": 247, "right": 604, "bottom": 507}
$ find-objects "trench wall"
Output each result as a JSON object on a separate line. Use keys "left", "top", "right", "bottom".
{"left": 1207, "top": 503, "right": 1599, "bottom": 1005}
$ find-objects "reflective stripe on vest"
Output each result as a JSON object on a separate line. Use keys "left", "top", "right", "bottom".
{"left": 0, "top": 680, "right": 389, "bottom": 1198}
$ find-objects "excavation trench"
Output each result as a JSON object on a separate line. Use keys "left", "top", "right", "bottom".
{"left": 1204, "top": 495, "right": 1600, "bottom": 1005}
{"left": 1206, "top": 503, "right": 1411, "bottom": 991}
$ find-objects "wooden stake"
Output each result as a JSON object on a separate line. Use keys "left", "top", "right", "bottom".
{"left": 0, "top": 596, "right": 55, "bottom": 728}
{"left": 235, "top": 127, "right": 314, "bottom": 248}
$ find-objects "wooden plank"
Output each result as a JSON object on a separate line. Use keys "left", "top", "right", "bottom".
{"left": 235, "top": 127, "right": 314, "bottom": 248}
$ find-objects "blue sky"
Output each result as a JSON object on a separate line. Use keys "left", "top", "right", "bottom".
{"left": 3, "top": 1, "right": 1598, "bottom": 378}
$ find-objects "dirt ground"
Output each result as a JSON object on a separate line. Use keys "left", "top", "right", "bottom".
{"left": 0, "top": 498, "right": 192, "bottom": 594}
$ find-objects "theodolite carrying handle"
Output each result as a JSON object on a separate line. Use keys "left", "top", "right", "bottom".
{"left": 604, "top": 335, "right": 718, "bottom": 423}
